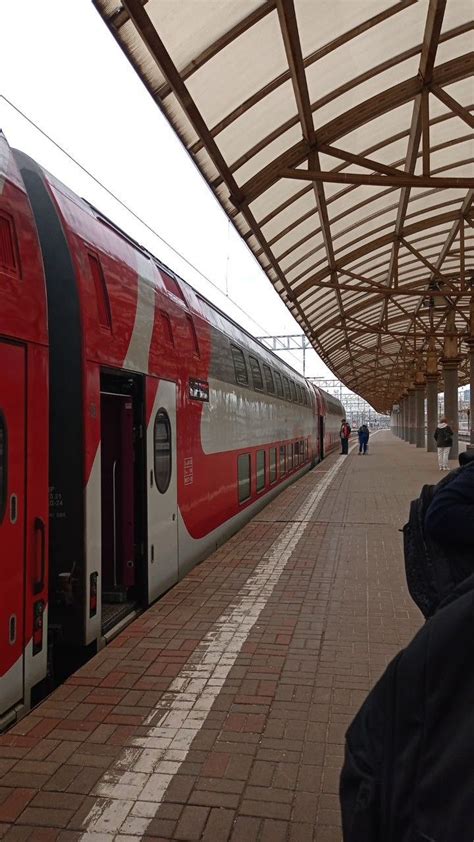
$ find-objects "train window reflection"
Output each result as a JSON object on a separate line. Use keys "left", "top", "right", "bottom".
{"left": 256, "top": 450, "right": 265, "bottom": 492}
{"left": 154, "top": 409, "right": 172, "bottom": 493}
{"left": 231, "top": 345, "right": 248, "bottom": 386}
{"left": 274, "top": 371, "right": 283, "bottom": 398}
{"left": 249, "top": 356, "right": 264, "bottom": 391}
{"left": 238, "top": 454, "right": 251, "bottom": 502}
{"left": 263, "top": 364, "right": 275, "bottom": 394}
{"left": 269, "top": 448, "right": 277, "bottom": 483}
{"left": 279, "top": 444, "right": 286, "bottom": 475}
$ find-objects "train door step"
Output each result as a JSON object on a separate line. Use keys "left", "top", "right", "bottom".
{"left": 101, "top": 600, "right": 137, "bottom": 635}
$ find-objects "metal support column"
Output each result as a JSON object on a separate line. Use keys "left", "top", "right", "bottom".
{"left": 442, "top": 359, "right": 461, "bottom": 461}
{"left": 402, "top": 395, "right": 408, "bottom": 441}
{"left": 426, "top": 375, "right": 438, "bottom": 452}
{"left": 415, "top": 384, "right": 425, "bottom": 448}
{"left": 408, "top": 388, "right": 416, "bottom": 444}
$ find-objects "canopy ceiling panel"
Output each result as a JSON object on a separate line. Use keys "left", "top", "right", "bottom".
{"left": 94, "top": 0, "right": 474, "bottom": 411}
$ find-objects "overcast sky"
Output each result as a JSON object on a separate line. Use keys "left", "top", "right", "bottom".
{"left": 0, "top": 0, "right": 335, "bottom": 378}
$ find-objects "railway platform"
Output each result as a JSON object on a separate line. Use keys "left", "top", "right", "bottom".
{"left": 0, "top": 431, "right": 454, "bottom": 841}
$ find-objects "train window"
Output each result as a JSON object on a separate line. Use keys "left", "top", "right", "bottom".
{"left": 0, "top": 213, "right": 19, "bottom": 276}
{"left": 161, "top": 270, "right": 186, "bottom": 303}
{"left": 290, "top": 380, "right": 297, "bottom": 402}
{"left": 282, "top": 376, "right": 291, "bottom": 401}
{"left": 294, "top": 441, "right": 299, "bottom": 466}
{"left": 297, "top": 385, "right": 303, "bottom": 404}
{"left": 249, "top": 356, "right": 264, "bottom": 391}
{"left": 302, "top": 388, "right": 308, "bottom": 406}
{"left": 231, "top": 346, "right": 248, "bottom": 386}
{"left": 274, "top": 371, "right": 284, "bottom": 398}
{"left": 263, "top": 364, "right": 275, "bottom": 394}
{"left": 160, "top": 311, "right": 174, "bottom": 345}
{"left": 287, "top": 442, "right": 293, "bottom": 470}
{"left": 153, "top": 409, "right": 172, "bottom": 493}
{"left": 88, "top": 253, "right": 111, "bottom": 329}
{"left": 269, "top": 448, "right": 277, "bottom": 483}
{"left": 238, "top": 454, "right": 251, "bottom": 502}
{"left": 305, "top": 439, "right": 309, "bottom": 460}
{"left": 300, "top": 440, "right": 305, "bottom": 461}
{"left": 186, "top": 315, "right": 200, "bottom": 356}
{"left": 279, "top": 444, "right": 286, "bottom": 475}
{"left": 256, "top": 450, "right": 266, "bottom": 492}
{"left": 0, "top": 413, "right": 6, "bottom": 523}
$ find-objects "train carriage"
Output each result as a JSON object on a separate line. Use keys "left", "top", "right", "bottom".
{"left": 0, "top": 133, "right": 49, "bottom": 728}
{"left": 0, "top": 133, "right": 344, "bottom": 727}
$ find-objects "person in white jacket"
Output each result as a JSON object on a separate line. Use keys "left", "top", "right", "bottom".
{"left": 433, "top": 417, "right": 453, "bottom": 471}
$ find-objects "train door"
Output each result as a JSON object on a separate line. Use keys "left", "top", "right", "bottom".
{"left": 147, "top": 380, "right": 178, "bottom": 603}
{"left": 100, "top": 372, "right": 145, "bottom": 635}
{"left": 319, "top": 416, "right": 325, "bottom": 461}
{"left": 0, "top": 342, "right": 25, "bottom": 716}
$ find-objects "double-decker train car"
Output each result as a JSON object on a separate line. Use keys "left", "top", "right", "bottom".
{"left": 0, "top": 132, "right": 344, "bottom": 727}
{"left": 0, "top": 133, "right": 49, "bottom": 726}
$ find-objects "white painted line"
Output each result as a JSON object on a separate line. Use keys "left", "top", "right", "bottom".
{"left": 79, "top": 451, "right": 351, "bottom": 838}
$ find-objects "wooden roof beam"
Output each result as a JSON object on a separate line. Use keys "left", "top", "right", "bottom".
{"left": 157, "top": 2, "right": 276, "bottom": 98}
{"left": 399, "top": 236, "right": 457, "bottom": 284}
{"left": 120, "top": 0, "right": 246, "bottom": 207}
{"left": 279, "top": 168, "right": 473, "bottom": 189}
{"left": 318, "top": 144, "right": 408, "bottom": 178}
{"left": 419, "top": 0, "right": 447, "bottom": 83}
{"left": 293, "top": 209, "right": 461, "bottom": 299}
{"left": 275, "top": 0, "right": 358, "bottom": 380}
{"left": 430, "top": 83, "right": 474, "bottom": 129}
{"left": 276, "top": 0, "right": 315, "bottom": 145}
{"left": 191, "top": 0, "right": 417, "bottom": 154}
{"left": 240, "top": 52, "right": 472, "bottom": 204}
{"left": 250, "top": 115, "right": 471, "bottom": 245}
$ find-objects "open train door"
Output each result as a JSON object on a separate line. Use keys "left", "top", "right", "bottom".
{"left": 319, "top": 416, "right": 325, "bottom": 461}
{"left": 0, "top": 342, "right": 25, "bottom": 719}
{"left": 147, "top": 379, "right": 178, "bottom": 603}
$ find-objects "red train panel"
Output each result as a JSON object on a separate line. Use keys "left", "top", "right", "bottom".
{"left": 0, "top": 133, "right": 49, "bottom": 727}
{"left": 0, "top": 134, "right": 344, "bottom": 728}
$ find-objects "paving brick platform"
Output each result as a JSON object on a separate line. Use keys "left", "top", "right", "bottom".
{"left": 0, "top": 432, "right": 448, "bottom": 841}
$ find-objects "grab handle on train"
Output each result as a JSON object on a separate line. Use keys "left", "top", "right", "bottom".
{"left": 34, "top": 516, "right": 46, "bottom": 595}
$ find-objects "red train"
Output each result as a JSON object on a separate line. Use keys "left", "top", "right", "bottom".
{"left": 0, "top": 131, "right": 344, "bottom": 728}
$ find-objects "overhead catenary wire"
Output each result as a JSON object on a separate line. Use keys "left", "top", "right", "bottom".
{"left": 0, "top": 95, "right": 305, "bottom": 369}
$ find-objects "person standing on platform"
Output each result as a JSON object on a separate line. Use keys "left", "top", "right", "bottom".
{"left": 434, "top": 416, "right": 453, "bottom": 471}
{"left": 357, "top": 422, "right": 369, "bottom": 455}
{"left": 340, "top": 419, "right": 351, "bottom": 455}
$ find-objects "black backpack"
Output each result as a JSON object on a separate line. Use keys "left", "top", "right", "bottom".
{"left": 435, "top": 426, "right": 452, "bottom": 447}
{"left": 402, "top": 471, "right": 461, "bottom": 618}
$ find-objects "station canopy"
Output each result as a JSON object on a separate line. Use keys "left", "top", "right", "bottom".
{"left": 94, "top": 0, "right": 473, "bottom": 411}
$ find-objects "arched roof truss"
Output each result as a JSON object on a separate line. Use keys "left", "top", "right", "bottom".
{"left": 95, "top": 0, "right": 473, "bottom": 410}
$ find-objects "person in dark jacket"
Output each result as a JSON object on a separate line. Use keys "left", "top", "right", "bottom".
{"left": 433, "top": 416, "right": 453, "bottom": 471}
{"left": 357, "top": 423, "right": 369, "bottom": 455}
{"left": 339, "top": 456, "right": 474, "bottom": 840}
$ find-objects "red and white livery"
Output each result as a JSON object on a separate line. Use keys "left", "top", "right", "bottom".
{"left": 0, "top": 132, "right": 344, "bottom": 728}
